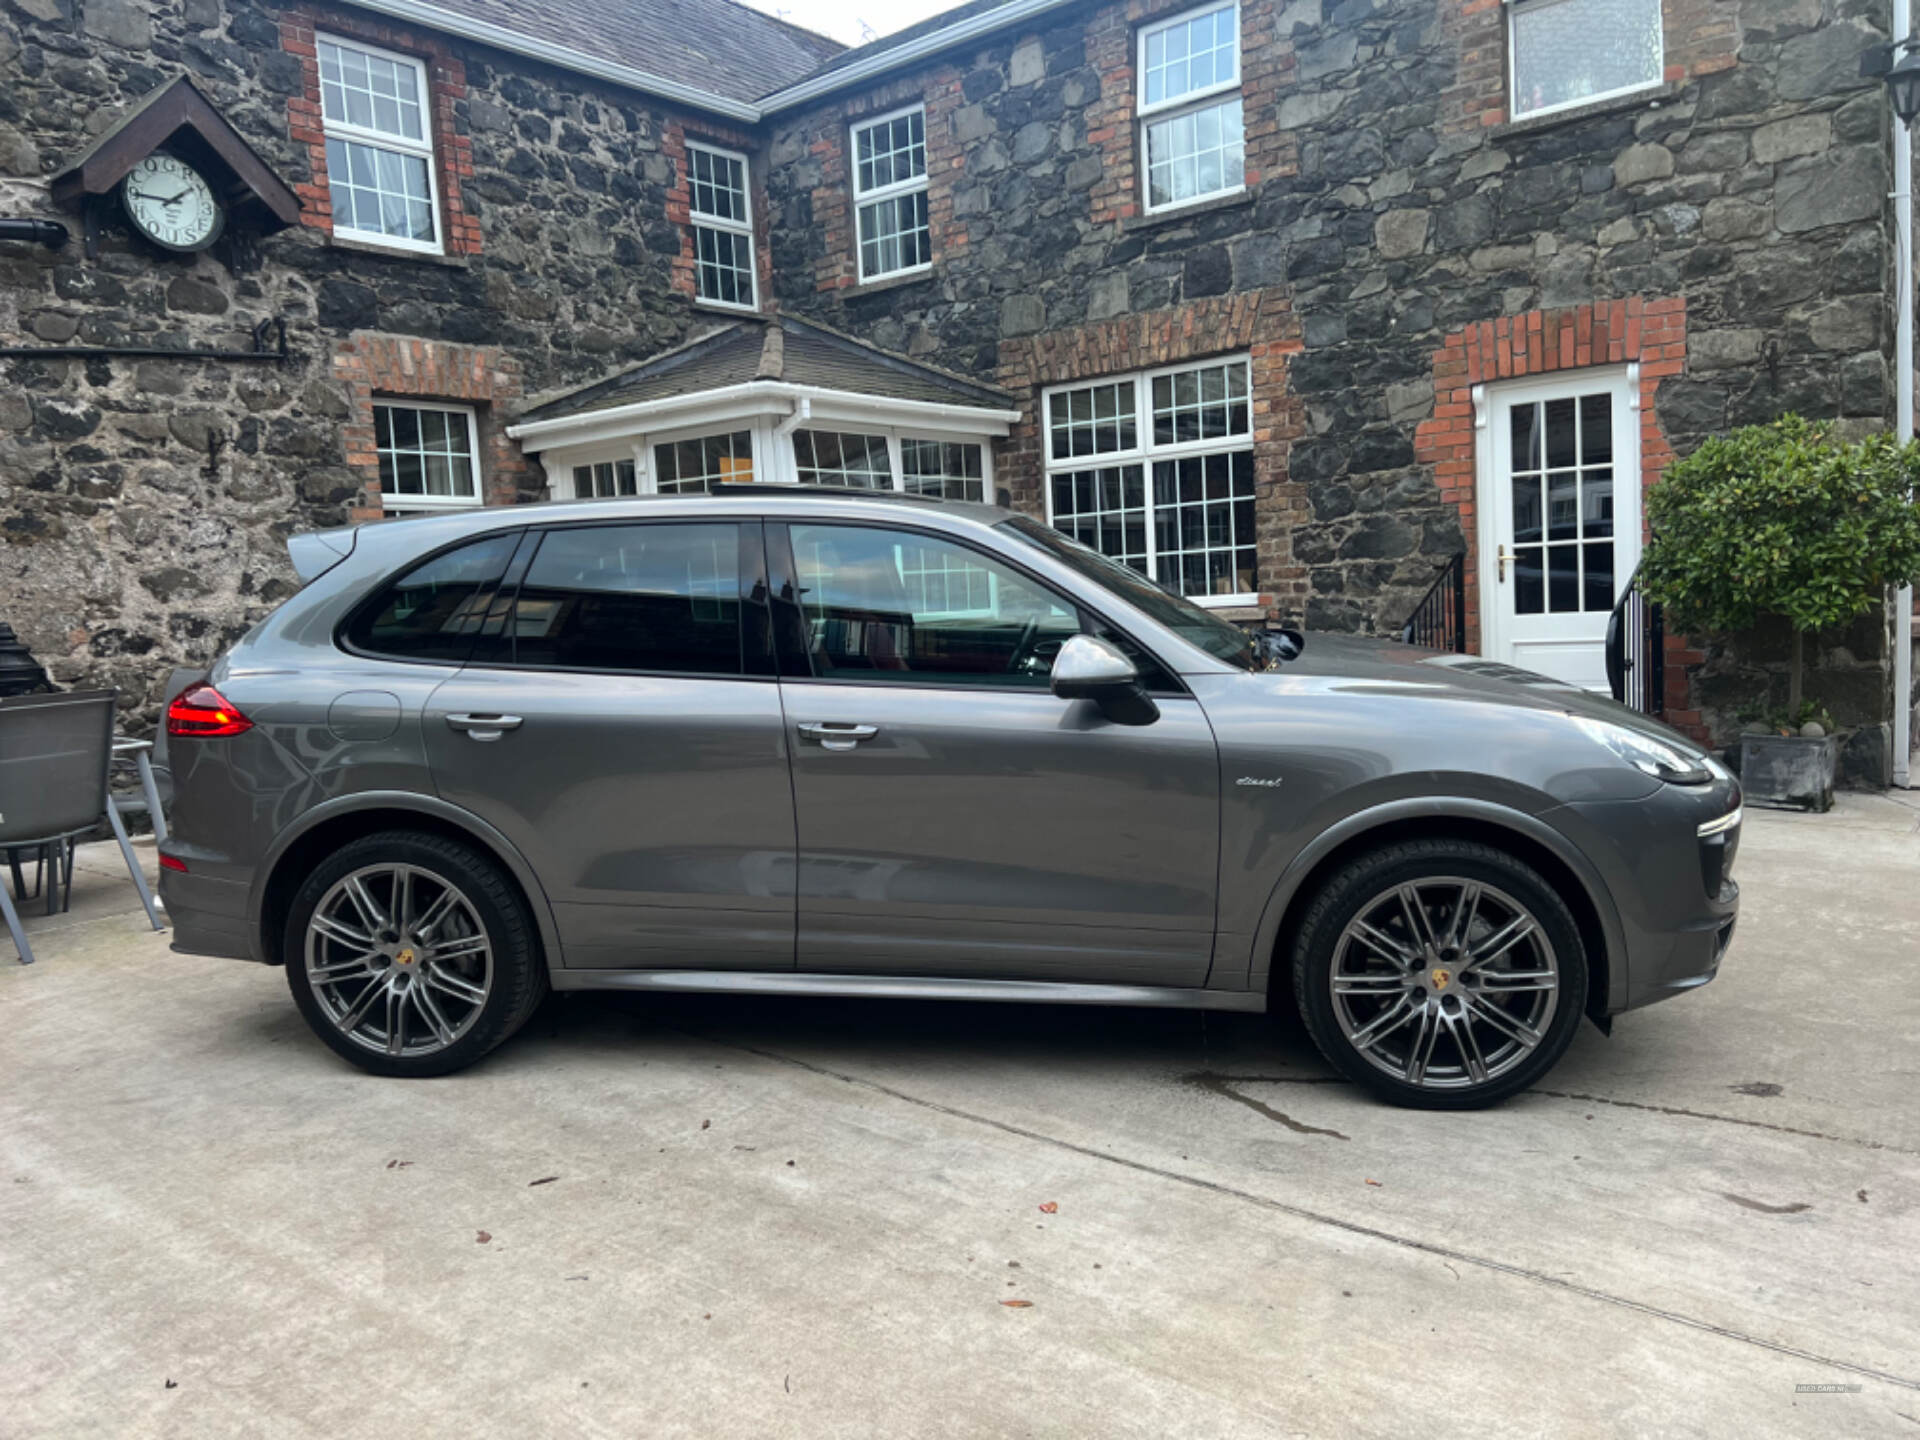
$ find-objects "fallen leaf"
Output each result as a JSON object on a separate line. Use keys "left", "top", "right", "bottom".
{"left": 528, "top": 1176, "right": 559, "bottom": 1187}
{"left": 701, "top": 1119, "right": 711, "bottom": 1130}
{"left": 1000, "top": 1299, "right": 1034, "bottom": 1308}
{"left": 786, "top": 1160, "right": 795, "bottom": 1167}
{"left": 1038, "top": 1202, "right": 1058, "bottom": 1214}
{"left": 476, "top": 1230, "right": 492, "bottom": 1244}
{"left": 1364, "top": 1179, "right": 1382, "bottom": 1187}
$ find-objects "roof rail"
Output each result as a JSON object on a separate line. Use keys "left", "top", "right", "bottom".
{"left": 705, "top": 483, "right": 945, "bottom": 503}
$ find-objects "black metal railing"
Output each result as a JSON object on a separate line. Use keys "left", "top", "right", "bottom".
{"left": 1399, "top": 553, "right": 1468, "bottom": 653}
{"left": 1605, "top": 565, "right": 1665, "bottom": 717}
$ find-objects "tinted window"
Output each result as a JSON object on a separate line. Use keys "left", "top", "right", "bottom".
{"left": 346, "top": 531, "right": 517, "bottom": 662}
{"left": 790, "top": 524, "right": 1079, "bottom": 686}
{"left": 512, "top": 523, "right": 741, "bottom": 674}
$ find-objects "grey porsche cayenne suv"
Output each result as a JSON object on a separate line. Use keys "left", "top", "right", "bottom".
{"left": 159, "top": 487, "right": 1741, "bottom": 1108}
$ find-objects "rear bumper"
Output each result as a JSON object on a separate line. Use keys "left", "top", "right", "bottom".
{"left": 159, "top": 867, "right": 259, "bottom": 963}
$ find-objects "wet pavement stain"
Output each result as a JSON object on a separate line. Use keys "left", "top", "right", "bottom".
{"left": 1184, "top": 1072, "right": 1349, "bottom": 1140}
{"left": 1729, "top": 1082, "right": 1785, "bottom": 1098}
{"left": 1720, "top": 1192, "right": 1812, "bottom": 1215}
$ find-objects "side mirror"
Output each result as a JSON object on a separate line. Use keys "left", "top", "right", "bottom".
{"left": 1050, "top": 634, "right": 1160, "bottom": 726}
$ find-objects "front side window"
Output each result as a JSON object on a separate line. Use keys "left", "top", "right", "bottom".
{"left": 1138, "top": 3, "right": 1244, "bottom": 212}
{"left": 1510, "top": 0, "right": 1664, "bottom": 119}
{"left": 852, "top": 107, "right": 931, "bottom": 281}
{"left": 376, "top": 403, "right": 481, "bottom": 510}
{"left": 1044, "top": 358, "right": 1256, "bottom": 603}
{"left": 790, "top": 523, "right": 1079, "bottom": 684}
{"left": 687, "top": 142, "right": 757, "bottom": 309}
{"left": 318, "top": 36, "right": 439, "bottom": 251}
{"left": 510, "top": 523, "right": 741, "bottom": 673}
{"left": 793, "top": 430, "right": 892, "bottom": 489}
{"left": 573, "top": 460, "right": 638, "bottom": 498}
{"left": 655, "top": 430, "right": 754, "bottom": 494}
{"left": 346, "top": 531, "right": 517, "bottom": 662}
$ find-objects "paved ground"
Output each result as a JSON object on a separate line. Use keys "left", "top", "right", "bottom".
{"left": 3, "top": 796, "right": 1918, "bottom": 1438}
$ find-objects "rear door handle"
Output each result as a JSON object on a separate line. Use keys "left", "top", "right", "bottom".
{"left": 796, "top": 721, "right": 879, "bottom": 752}
{"left": 446, "top": 712, "right": 523, "bottom": 742}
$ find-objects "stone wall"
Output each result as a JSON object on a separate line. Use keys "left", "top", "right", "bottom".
{"left": 766, "top": 0, "right": 1902, "bottom": 745}
{"left": 0, "top": 0, "right": 727, "bottom": 725}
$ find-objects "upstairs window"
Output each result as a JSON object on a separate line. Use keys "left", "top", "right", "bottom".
{"left": 687, "top": 142, "right": 757, "bottom": 309}
{"left": 318, "top": 35, "right": 440, "bottom": 252}
{"left": 1138, "top": 2, "right": 1244, "bottom": 213}
{"left": 852, "top": 106, "right": 931, "bottom": 281}
{"left": 1509, "top": 0, "right": 1665, "bottom": 119}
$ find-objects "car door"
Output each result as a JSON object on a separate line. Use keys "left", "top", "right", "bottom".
{"left": 423, "top": 518, "right": 796, "bottom": 970}
{"left": 771, "top": 518, "right": 1219, "bottom": 987}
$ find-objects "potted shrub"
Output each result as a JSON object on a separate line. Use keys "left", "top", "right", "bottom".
{"left": 1641, "top": 416, "right": 1920, "bottom": 812}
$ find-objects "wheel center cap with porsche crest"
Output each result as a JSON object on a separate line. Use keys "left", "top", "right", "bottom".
{"left": 1429, "top": 967, "right": 1452, "bottom": 990}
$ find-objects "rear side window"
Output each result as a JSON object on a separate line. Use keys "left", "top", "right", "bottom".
{"left": 511, "top": 523, "right": 741, "bottom": 674}
{"left": 345, "top": 531, "right": 518, "bottom": 663}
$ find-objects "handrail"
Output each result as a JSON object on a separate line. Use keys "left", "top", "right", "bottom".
{"left": 1398, "top": 553, "right": 1468, "bottom": 653}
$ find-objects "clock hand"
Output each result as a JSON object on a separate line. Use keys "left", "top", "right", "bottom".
{"left": 161, "top": 189, "right": 192, "bottom": 205}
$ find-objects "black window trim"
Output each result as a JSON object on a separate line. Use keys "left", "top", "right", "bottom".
{"left": 764, "top": 516, "right": 1191, "bottom": 697}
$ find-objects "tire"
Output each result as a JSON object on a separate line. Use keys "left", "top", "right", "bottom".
{"left": 1289, "top": 839, "right": 1587, "bottom": 1110}
{"left": 284, "top": 830, "right": 547, "bottom": 1077}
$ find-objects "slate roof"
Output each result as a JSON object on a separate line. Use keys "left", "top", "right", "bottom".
{"left": 520, "top": 315, "right": 1014, "bottom": 423}
{"left": 427, "top": 0, "right": 846, "bottom": 105}
{"left": 786, "top": 0, "right": 1021, "bottom": 86}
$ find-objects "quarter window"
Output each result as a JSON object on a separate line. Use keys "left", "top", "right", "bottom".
{"left": 318, "top": 36, "right": 439, "bottom": 252}
{"left": 790, "top": 524, "right": 1079, "bottom": 684}
{"left": 1044, "top": 358, "right": 1257, "bottom": 603}
{"left": 1137, "top": 3, "right": 1244, "bottom": 213}
{"left": 346, "top": 531, "right": 517, "bottom": 663}
{"left": 1509, "top": 0, "right": 1664, "bottom": 119}
{"left": 654, "top": 430, "right": 754, "bottom": 493}
{"left": 851, "top": 107, "right": 931, "bottom": 281}
{"left": 376, "top": 402, "right": 481, "bottom": 511}
{"left": 511, "top": 524, "right": 742, "bottom": 673}
{"left": 687, "top": 143, "right": 757, "bottom": 309}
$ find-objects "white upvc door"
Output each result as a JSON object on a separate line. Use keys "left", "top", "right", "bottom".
{"left": 1477, "top": 367, "right": 1641, "bottom": 691}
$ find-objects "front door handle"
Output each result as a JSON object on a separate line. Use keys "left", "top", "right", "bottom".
{"left": 446, "top": 712, "right": 523, "bottom": 742}
{"left": 796, "top": 721, "right": 879, "bottom": 752}
{"left": 1498, "top": 544, "right": 1509, "bottom": 583}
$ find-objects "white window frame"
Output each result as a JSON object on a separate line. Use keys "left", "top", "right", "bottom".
{"left": 1136, "top": 1, "right": 1245, "bottom": 216}
{"left": 851, "top": 103, "right": 933, "bottom": 284}
{"left": 1506, "top": 0, "right": 1666, "bottom": 122}
{"left": 374, "top": 400, "right": 482, "bottom": 512}
{"left": 785, "top": 423, "right": 992, "bottom": 500}
{"left": 317, "top": 33, "right": 442, "bottom": 256}
{"left": 1041, "top": 355, "right": 1257, "bottom": 607}
{"left": 686, "top": 140, "right": 758, "bottom": 312}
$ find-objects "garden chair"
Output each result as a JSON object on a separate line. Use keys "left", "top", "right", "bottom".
{"left": 0, "top": 689, "right": 164, "bottom": 965}
{"left": 110, "top": 666, "right": 205, "bottom": 842}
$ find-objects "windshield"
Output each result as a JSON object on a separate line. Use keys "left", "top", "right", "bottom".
{"left": 998, "top": 515, "right": 1260, "bottom": 671}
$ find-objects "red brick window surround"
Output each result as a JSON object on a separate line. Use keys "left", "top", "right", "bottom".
{"left": 1086, "top": 0, "right": 1293, "bottom": 227}
{"left": 997, "top": 286, "right": 1307, "bottom": 615}
{"left": 280, "top": 7, "right": 481, "bottom": 255}
{"left": 663, "top": 117, "right": 770, "bottom": 310}
{"left": 1443, "top": 0, "right": 1737, "bottom": 134}
{"left": 333, "top": 336, "right": 530, "bottom": 520}
{"left": 1414, "top": 297, "right": 1704, "bottom": 731}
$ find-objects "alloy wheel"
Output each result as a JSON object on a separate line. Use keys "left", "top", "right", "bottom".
{"left": 303, "top": 863, "right": 493, "bottom": 1058}
{"left": 1328, "top": 877, "right": 1560, "bottom": 1091}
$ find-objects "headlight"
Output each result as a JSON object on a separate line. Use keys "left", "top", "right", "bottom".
{"left": 1569, "top": 716, "right": 1716, "bottom": 785}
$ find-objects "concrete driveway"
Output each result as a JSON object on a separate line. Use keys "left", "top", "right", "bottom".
{"left": 3, "top": 797, "right": 1918, "bottom": 1438}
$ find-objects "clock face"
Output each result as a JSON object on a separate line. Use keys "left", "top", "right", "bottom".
{"left": 121, "top": 153, "right": 225, "bottom": 252}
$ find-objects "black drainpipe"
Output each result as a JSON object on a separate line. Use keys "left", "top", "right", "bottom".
{"left": 0, "top": 218, "right": 70, "bottom": 249}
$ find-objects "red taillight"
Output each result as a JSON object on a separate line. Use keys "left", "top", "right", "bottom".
{"left": 159, "top": 854, "right": 188, "bottom": 873}
{"left": 167, "top": 682, "right": 253, "bottom": 738}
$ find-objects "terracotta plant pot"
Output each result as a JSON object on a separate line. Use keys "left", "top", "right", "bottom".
{"left": 1739, "top": 733, "right": 1837, "bottom": 813}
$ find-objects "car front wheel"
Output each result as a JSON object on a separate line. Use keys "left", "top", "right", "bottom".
{"left": 284, "top": 831, "right": 546, "bottom": 1077}
{"left": 1291, "top": 839, "right": 1588, "bottom": 1109}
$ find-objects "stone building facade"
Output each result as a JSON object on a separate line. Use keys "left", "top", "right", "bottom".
{"left": 1, "top": 0, "right": 1913, "bottom": 774}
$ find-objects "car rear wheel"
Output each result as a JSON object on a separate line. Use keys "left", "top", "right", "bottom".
{"left": 284, "top": 831, "right": 546, "bottom": 1077}
{"left": 1291, "top": 839, "right": 1587, "bottom": 1109}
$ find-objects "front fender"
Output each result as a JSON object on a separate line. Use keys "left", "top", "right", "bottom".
{"left": 246, "top": 789, "right": 567, "bottom": 973}
{"left": 1234, "top": 796, "right": 1628, "bottom": 1009}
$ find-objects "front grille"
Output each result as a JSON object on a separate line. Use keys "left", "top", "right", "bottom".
{"left": 1713, "top": 915, "right": 1737, "bottom": 961}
